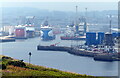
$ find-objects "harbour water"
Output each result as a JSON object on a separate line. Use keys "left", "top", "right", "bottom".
{"left": 1, "top": 34, "right": 118, "bottom": 76}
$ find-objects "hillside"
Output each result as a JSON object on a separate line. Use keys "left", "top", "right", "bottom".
{"left": 0, "top": 55, "right": 104, "bottom": 78}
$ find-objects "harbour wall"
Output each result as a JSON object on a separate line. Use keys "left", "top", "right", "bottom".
{"left": 37, "top": 45, "right": 120, "bottom": 62}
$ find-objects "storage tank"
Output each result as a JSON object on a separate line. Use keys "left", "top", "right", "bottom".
{"left": 118, "top": 32, "right": 120, "bottom": 37}
{"left": 112, "top": 32, "right": 118, "bottom": 38}
{"left": 86, "top": 32, "right": 97, "bottom": 45}
{"left": 104, "top": 33, "right": 114, "bottom": 46}
{"left": 97, "top": 32, "right": 104, "bottom": 45}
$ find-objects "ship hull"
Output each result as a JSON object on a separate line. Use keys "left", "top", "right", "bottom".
{"left": 40, "top": 27, "right": 55, "bottom": 41}
{"left": 41, "top": 36, "right": 55, "bottom": 41}
{"left": 15, "top": 27, "right": 27, "bottom": 39}
{"left": 26, "top": 27, "right": 35, "bottom": 38}
{"left": 26, "top": 31, "right": 35, "bottom": 38}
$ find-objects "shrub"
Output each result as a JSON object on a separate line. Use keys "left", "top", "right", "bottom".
{"left": 2, "top": 64, "right": 6, "bottom": 69}
{"left": 2, "top": 56, "right": 13, "bottom": 60}
{"left": 8, "top": 61, "right": 26, "bottom": 67}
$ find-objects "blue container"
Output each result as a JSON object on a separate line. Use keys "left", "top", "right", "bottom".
{"left": 86, "top": 32, "right": 97, "bottom": 45}
{"left": 97, "top": 32, "right": 104, "bottom": 45}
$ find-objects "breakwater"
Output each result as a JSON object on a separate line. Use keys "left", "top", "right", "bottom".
{"left": 0, "top": 38, "right": 15, "bottom": 42}
{"left": 37, "top": 45, "right": 120, "bottom": 62}
{"left": 0, "top": 36, "right": 15, "bottom": 42}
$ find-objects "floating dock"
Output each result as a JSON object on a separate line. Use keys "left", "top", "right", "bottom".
{"left": 37, "top": 45, "right": 120, "bottom": 62}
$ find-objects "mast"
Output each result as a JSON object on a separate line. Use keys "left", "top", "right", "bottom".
{"left": 75, "top": 5, "right": 79, "bottom": 34}
{"left": 85, "top": 8, "right": 87, "bottom": 22}
{"left": 109, "top": 15, "right": 112, "bottom": 34}
{"left": 84, "top": 8, "right": 87, "bottom": 34}
{"left": 76, "top": 6, "right": 78, "bottom": 26}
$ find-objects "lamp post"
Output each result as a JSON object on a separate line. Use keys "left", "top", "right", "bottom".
{"left": 29, "top": 52, "right": 32, "bottom": 64}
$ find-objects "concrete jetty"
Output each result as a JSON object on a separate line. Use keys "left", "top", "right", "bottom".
{"left": 37, "top": 45, "right": 120, "bottom": 62}
{"left": 0, "top": 37, "right": 15, "bottom": 42}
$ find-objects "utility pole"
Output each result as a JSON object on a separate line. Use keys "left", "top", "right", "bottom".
{"left": 29, "top": 52, "right": 32, "bottom": 64}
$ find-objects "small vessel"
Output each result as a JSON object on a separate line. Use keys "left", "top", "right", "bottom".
{"left": 25, "top": 24, "right": 35, "bottom": 38}
{"left": 60, "top": 6, "right": 87, "bottom": 40}
{"left": 25, "top": 16, "right": 35, "bottom": 38}
{"left": 15, "top": 16, "right": 35, "bottom": 39}
{"left": 60, "top": 23, "right": 87, "bottom": 40}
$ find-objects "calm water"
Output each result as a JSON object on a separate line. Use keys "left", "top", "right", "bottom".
{"left": 1, "top": 34, "right": 118, "bottom": 76}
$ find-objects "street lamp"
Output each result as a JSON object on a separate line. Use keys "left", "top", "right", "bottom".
{"left": 29, "top": 52, "right": 32, "bottom": 64}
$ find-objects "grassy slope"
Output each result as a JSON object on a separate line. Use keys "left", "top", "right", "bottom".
{"left": 1, "top": 55, "right": 103, "bottom": 78}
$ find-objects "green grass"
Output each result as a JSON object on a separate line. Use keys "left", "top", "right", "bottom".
{"left": 1, "top": 55, "right": 104, "bottom": 78}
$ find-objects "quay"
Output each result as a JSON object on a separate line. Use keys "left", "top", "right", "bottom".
{"left": 0, "top": 37, "right": 15, "bottom": 42}
{"left": 37, "top": 45, "right": 120, "bottom": 62}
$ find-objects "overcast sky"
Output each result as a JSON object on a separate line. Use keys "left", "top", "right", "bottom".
{"left": 1, "top": 0, "right": 119, "bottom": 12}
{"left": 1, "top": 0, "right": 119, "bottom": 2}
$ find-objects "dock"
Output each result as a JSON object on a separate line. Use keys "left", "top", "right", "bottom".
{"left": 0, "top": 36, "right": 15, "bottom": 42}
{"left": 37, "top": 45, "right": 120, "bottom": 62}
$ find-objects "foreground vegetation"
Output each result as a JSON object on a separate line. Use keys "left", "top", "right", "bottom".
{"left": 0, "top": 55, "right": 105, "bottom": 78}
